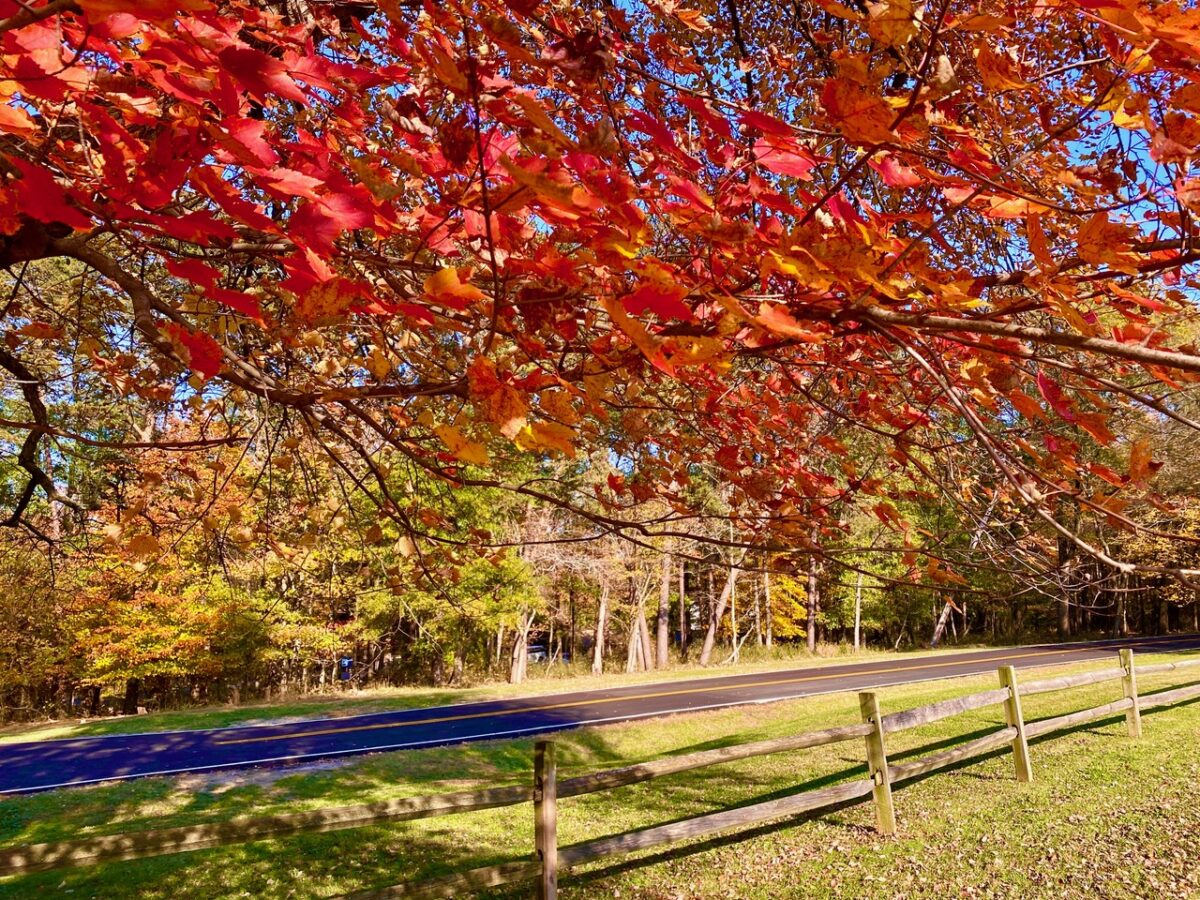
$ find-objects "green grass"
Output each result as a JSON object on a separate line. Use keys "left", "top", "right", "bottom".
{"left": 0, "top": 650, "right": 1197, "bottom": 898}
{"left": 0, "top": 642, "right": 991, "bottom": 745}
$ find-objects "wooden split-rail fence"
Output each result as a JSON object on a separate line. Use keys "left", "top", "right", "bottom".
{"left": 0, "top": 649, "right": 1198, "bottom": 898}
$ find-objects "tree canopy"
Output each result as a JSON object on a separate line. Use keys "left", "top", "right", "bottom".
{"left": 5, "top": 0, "right": 1200, "bottom": 628}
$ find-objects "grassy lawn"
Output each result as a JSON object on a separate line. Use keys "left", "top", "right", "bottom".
{"left": 0, "top": 649, "right": 1196, "bottom": 899}
{"left": 0, "top": 642, "right": 994, "bottom": 745}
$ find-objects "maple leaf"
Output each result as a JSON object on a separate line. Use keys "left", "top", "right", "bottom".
{"left": 77, "top": 0, "right": 209, "bottom": 20}
{"left": 866, "top": 0, "right": 921, "bottom": 47}
{"left": 754, "top": 139, "right": 817, "bottom": 179}
{"left": 821, "top": 79, "right": 897, "bottom": 145}
{"left": 290, "top": 193, "right": 373, "bottom": 254}
{"left": 870, "top": 153, "right": 922, "bottom": 188}
{"left": 975, "top": 43, "right": 1028, "bottom": 92}
{"left": 467, "top": 357, "right": 529, "bottom": 439}
{"left": 423, "top": 267, "right": 488, "bottom": 309}
{"left": 1036, "top": 372, "right": 1076, "bottom": 423}
{"left": 1129, "top": 438, "right": 1153, "bottom": 483}
{"left": 217, "top": 47, "right": 307, "bottom": 105}
{"left": 9, "top": 159, "right": 92, "bottom": 230}
{"left": 516, "top": 421, "right": 576, "bottom": 458}
{"left": 434, "top": 424, "right": 490, "bottom": 465}
{"left": 0, "top": 103, "right": 38, "bottom": 137}
{"left": 622, "top": 280, "right": 692, "bottom": 320}
{"left": 163, "top": 323, "right": 223, "bottom": 380}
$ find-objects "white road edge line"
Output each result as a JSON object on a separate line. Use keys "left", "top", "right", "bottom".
{"left": 4, "top": 635, "right": 1190, "bottom": 749}
{"left": 4, "top": 649, "right": 1186, "bottom": 795}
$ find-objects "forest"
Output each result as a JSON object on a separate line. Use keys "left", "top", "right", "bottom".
{"left": 3, "top": 0, "right": 1200, "bottom": 721}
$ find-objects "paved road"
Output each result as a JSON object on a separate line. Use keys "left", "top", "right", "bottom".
{"left": 1, "top": 634, "right": 1198, "bottom": 794}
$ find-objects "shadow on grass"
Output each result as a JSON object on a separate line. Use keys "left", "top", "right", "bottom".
{"left": 1, "top": 687, "right": 1196, "bottom": 899}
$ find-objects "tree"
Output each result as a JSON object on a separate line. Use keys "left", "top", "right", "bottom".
{"left": 6, "top": 0, "right": 1200, "bottom": 705}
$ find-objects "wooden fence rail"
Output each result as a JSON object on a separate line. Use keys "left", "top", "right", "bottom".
{"left": 0, "top": 648, "right": 1197, "bottom": 899}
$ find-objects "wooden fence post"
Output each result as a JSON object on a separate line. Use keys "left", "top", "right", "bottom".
{"left": 534, "top": 739, "right": 558, "bottom": 900}
{"left": 858, "top": 691, "right": 896, "bottom": 835}
{"left": 998, "top": 665, "right": 1033, "bottom": 783}
{"left": 1119, "top": 648, "right": 1142, "bottom": 739}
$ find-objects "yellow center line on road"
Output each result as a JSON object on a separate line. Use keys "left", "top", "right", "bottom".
{"left": 212, "top": 644, "right": 1120, "bottom": 746}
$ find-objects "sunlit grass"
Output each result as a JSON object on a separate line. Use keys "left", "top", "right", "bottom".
{"left": 0, "top": 650, "right": 1195, "bottom": 898}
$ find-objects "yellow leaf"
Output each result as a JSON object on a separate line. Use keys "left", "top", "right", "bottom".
{"left": 516, "top": 421, "right": 576, "bottom": 457}
{"left": 1129, "top": 438, "right": 1152, "bottom": 483}
{"left": 423, "top": 267, "right": 487, "bottom": 305}
{"left": 975, "top": 43, "right": 1027, "bottom": 92}
{"left": 415, "top": 36, "right": 468, "bottom": 92}
{"left": 467, "top": 357, "right": 530, "bottom": 439}
{"left": 365, "top": 346, "right": 393, "bottom": 380}
{"left": 434, "top": 424, "right": 490, "bottom": 465}
{"left": 125, "top": 533, "right": 161, "bottom": 559}
{"left": 510, "top": 93, "right": 574, "bottom": 147}
{"left": 866, "top": 0, "right": 920, "bottom": 47}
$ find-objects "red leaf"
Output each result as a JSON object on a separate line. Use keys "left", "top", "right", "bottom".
{"left": 754, "top": 139, "right": 817, "bottom": 179}
{"left": 871, "top": 153, "right": 923, "bottom": 188}
{"left": 290, "top": 193, "right": 374, "bottom": 253}
{"left": 209, "top": 287, "right": 262, "bottom": 319}
{"left": 1036, "top": 371, "right": 1075, "bottom": 422}
{"left": 679, "top": 95, "right": 733, "bottom": 140}
{"left": 164, "top": 323, "right": 223, "bottom": 379}
{"left": 738, "top": 109, "right": 793, "bottom": 137}
{"left": 503, "top": 0, "right": 542, "bottom": 13}
{"left": 166, "top": 258, "right": 221, "bottom": 288}
{"left": 9, "top": 159, "right": 91, "bottom": 230}
{"left": 217, "top": 47, "right": 307, "bottom": 105}
{"left": 622, "top": 281, "right": 692, "bottom": 320}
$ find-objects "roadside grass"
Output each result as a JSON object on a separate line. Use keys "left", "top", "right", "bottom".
{"left": 0, "top": 641, "right": 998, "bottom": 745}
{"left": 0, "top": 649, "right": 1197, "bottom": 898}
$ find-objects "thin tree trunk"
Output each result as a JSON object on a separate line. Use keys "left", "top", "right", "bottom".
{"left": 764, "top": 569, "right": 773, "bottom": 649}
{"left": 853, "top": 571, "right": 863, "bottom": 652}
{"left": 625, "top": 611, "right": 641, "bottom": 673}
{"left": 806, "top": 554, "right": 819, "bottom": 654}
{"left": 656, "top": 551, "right": 671, "bottom": 667}
{"left": 638, "top": 594, "right": 653, "bottom": 670}
{"left": 931, "top": 598, "right": 954, "bottom": 647}
{"left": 698, "top": 564, "right": 739, "bottom": 666}
{"left": 569, "top": 588, "right": 577, "bottom": 663}
{"left": 730, "top": 566, "right": 739, "bottom": 663}
{"left": 678, "top": 559, "right": 690, "bottom": 661}
{"left": 509, "top": 611, "right": 532, "bottom": 683}
{"left": 753, "top": 575, "right": 763, "bottom": 647}
{"left": 591, "top": 583, "right": 609, "bottom": 675}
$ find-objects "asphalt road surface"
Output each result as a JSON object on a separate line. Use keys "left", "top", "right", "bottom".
{"left": 2, "top": 633, "right": 1198, "bottom": 794}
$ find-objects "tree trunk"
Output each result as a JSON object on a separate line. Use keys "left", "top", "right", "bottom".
{"left": 729, "top": 565, "right": 739, "bottom": 663}
{"left": 656, "top": 551, "right": 671, "bottom": 667}
{"left": 764, "top": 569, "right": 773, "bottom": 649}
{"left": 806, "top": 555, "right": 819, "bottom": 654}
{"left": 698, "top": 564, "right": 738, "bottom": 666}
{"left": 591, "top": 583, "right": 609, "bottom": 675}
{"left": 509, "top": 611, "right": 532, "bottom": 684}
{"left": 625, "top": 611, "right": 641, "bottom": 673}
{"left": 753, "top": 575, "right": 763, "bottom": 647}
{"left": 853, "top": 571, "right": 863, "bottom": 652}
{"left": 569, "top": 587, "right": 577, "bottom": 663}
{"left": 678, "top": 559, "right": 690, "bottom": 661}
{"left": 121, "top": 678, "right": 141, "bottom": 716}
{"left": 931, "top": 598, "right": 954, "bottom": 647}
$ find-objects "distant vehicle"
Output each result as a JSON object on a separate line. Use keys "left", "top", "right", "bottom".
{"left": 527, "top": 644, "right": 548, "bottom": 662}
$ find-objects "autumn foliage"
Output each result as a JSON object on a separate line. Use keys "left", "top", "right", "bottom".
{"left": 5, "top": 0, "right": 1200, "bottom": 667}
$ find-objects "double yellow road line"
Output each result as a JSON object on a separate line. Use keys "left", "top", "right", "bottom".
{"left": 213, "top": 644, "right": 1107, "bottom": 747}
